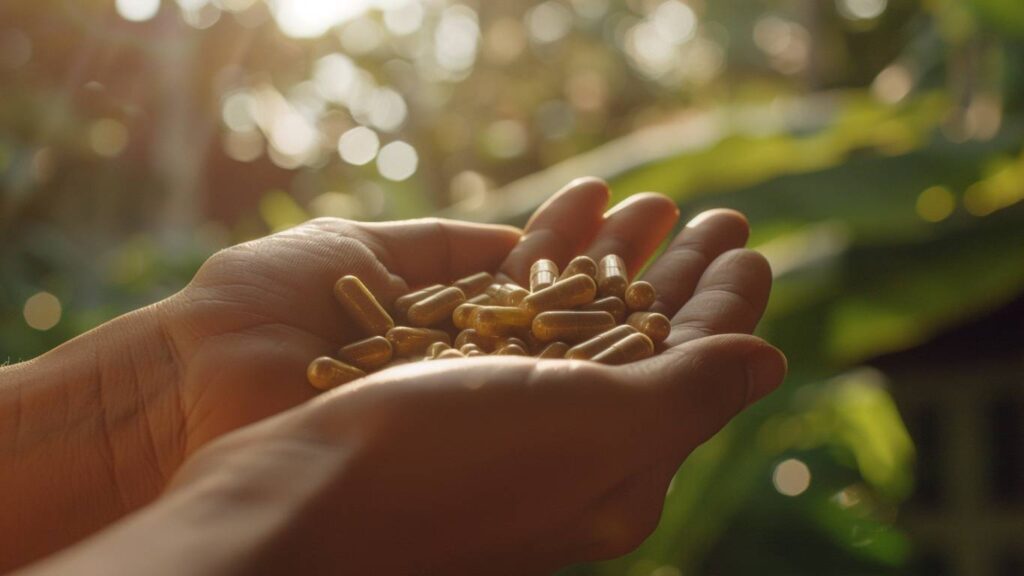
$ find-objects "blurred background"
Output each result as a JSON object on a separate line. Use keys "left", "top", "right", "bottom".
{"left": 2, "top": 0, "right": 1022, "bottom": 574}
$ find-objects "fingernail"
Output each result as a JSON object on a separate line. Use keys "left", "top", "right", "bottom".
{"left": 744, "top": 345, "right": 787, "bottom": 404}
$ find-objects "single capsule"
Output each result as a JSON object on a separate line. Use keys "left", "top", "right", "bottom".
{"left": 591, "top": 332, "right": 654, "bottom": 365}
{"left": 466, "top": 293, "right": 492, "bottom": 305}
{"left": 580, "top": 296, "right": 627, "bottom": 323}
{"left": 386, "top": 327, "right": 451, "bottom": 357}
{"left": 453, "top": 271, "right": 495, "bottom": 298}
{"left": 427, "top": 341, "right": 452, "bottom": 358}
{"left": 307, "top": 357, "right": 366, "bottom": 391}
{"left": 465, "top": 348, "right": 486, "bottom": 357}
{"left": 436, "top": 348, "right": 467, "bottom": 360}
{"left": 488, "top": 283, "right": 530, "bottom": 306}
{"left": 565, "top": 325, "right": 637, "bottom": 360}
{"left": 333, "top": 276, "right": 395, "bottom": 337}
{"left": 407, "top": 286, "right": 466, "bottom": 327}
{"left": 530, "top": 259, "right": 560, "bottom": 292}
{"left": 626, "top": 312, "right": 671, "bottom": 344}
{"left": 559, "top": 255, "right": 598, "bottom": 280}
{"left": 495, "top": 343, "right": 528, "bottom": 356}
{"left": 497, "top": 336, "right": 530, "bottom": 353}
{"left": 473, "top": 306, "right": 533, "bottom": 337}
{"left": 522, "top": 274, "right": 598, "bottom": 316}
{"left": 393, "top": 284, "right": 446, "bottom": 318}
{"left": 460, "top": 343, "right": 483, "bottom": 355}
{"left": 532, "top": 311, "right": 616, "bottom": 343}
{"left": 454, "top": 328, "right": 502, "bottom": 352}
{"left": 538, "top": 341, "right": 570, "bottom": 359}
{"left": 596, "top": 255, "right": 629, "bottom": 299}
{"left": 337, "top": 336, "right": 393, "bottom": 371}
{"left": 452, "top": 303, "right": 482, "bottom": 330}
{"left": 624, "top": 281, "right": 657, "bottom": 311}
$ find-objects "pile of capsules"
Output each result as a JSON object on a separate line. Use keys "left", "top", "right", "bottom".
{"left": 306, "top": 254, "right": 672, "bottom": 390}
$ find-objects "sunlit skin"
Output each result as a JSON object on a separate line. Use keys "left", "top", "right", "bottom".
{"left": 0, "top": 178, "right": 785, "bottom": 575}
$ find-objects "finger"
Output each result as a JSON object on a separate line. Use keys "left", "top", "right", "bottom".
{"left": 498, "top": 177, "right": 610, "bottom": 285}
{"left": 640, "top": 209, "right": 750, "bottom": 318}
{"left": 664, "top": 248, "right": 772, "bottom": 347}
{"left": 584, "top": 193, "right": 680, "bottom": 277}
{"left": 360, "top": 218, "right": 522, "bottom": 287}
{"left": 634, "top": 334, "right": 786, "bottom": 457}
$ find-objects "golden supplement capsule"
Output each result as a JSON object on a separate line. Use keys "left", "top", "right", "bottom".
{"left": 626, "top": 312, "right": 671, "bottom": 344}
{"left": 488, "top": 283, "right": 530, "bottom": 306}
{"left": 453, "top": 271, "right": 495, "bottom": 298}
{"left": 407, "top": 286, "right": 466, "bottom": 327}
{"left": 624, "top": 281, "right": 657, "bottom": 311}
{"left": 394, "top": 284, "right": 446, "bottom": 317}
{"left": 386, "top": 327, "right": 451, "bottom": 357}
{"left": 522, "top": 274, "right": 597, "bottom": 316}
{"left": 454, "top": 328, "right": 502, "bottom": 352}
{"left": 337, "top": 336, "right": 393, "bottom": 371}
{"left": 580, "top": 296, "right": 627, "bottom": 323}
{"left": 436, "top": 348, "right": 466, "bottom": 360}
{"left": 307, "top": 356, "right": 366, "bottom": 391}
{"left": 466, "top": 293, "right": 492, "bottom": 305}
{"left": 473, "top": 306, "right": 533, "bottom": 337}
{"left": 333, "top": 276, "right": 395, "bottom": 337}
{"left": 532, "top": 311, "right": 616, "bottom": 343}
{"left": 459, "top": 343, "right": 483, "bottom": 355}
{"left": 495, "top": 343, "right": 528, "bottom": 356}
{"left": 427, "top": 341, "right": 451, "bottom": 358}
{"left": 465, "top": 348, "right": 486, "bottom": 357}
{"left": 497, "top": 336, "right": 530, "bottom": 353}
{"left": 559, "top": 255, "right": 598, "bottom": 280}
{"left": 529, "top": 259, "right": 560, "bottom": 292}
{"left": 596, "top": 255, "right": 628, "bottom": 299}
{"left": 591, "top": 332, "right": 654, "bottom": 365}
{"left": 452, "top": 303, "right": 482, "bottom": 330}
{"left": 565, "top": 325, "right": 637, "bottom": 360}
{"left": 538, "top": 341, "right": 570, "bottom": 359}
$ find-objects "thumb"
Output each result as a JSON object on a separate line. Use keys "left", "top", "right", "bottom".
{"left": 633, "top": 334, "right": 787, "bottom": 454}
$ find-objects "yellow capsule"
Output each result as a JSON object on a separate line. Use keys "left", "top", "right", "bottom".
{"left": 624, "top": 281, "right": 657, "bottom": 311}
{"left": 488, "top": 283, "right": 530, "bottom": 306}
{"left": 473, "top": 305, "right": 533, "bottom": 337}
{"left": 580, "top": 296, "right": 627, "bottom": 323}
{"left": 495, "top": 343, "right": 528, "bottom": 356}
{"left": 532, "top": 311, "right": 616, "bottom": 343}
{"left": 591, "top": 332, "right": 654, "bottom": 365}
{"left": 559, "top": 255, "right": 598, "bottom": 281}
{"left": 306, "top": 356, "right": 366, "bottom": 391}
{"left": 565, "top": 325, "right": 638, "bottom": 360}
{"left": 466, "top": 293, "right": 492, "bottom": 305}
{"left": 386, "top": 327, "right": 451, "bottom": 357}
{"left": 529, "top": 259, "right": 560, "bottom": 292}
{"left": 459, "top": 343, "right": 483, "bottom": 355}
{"left": 427, "top": 341, "right": 452, "bottom": 358}
{"left": 453, "top": 271, "right": 495, "bottom": 298}
{"left": 337, "top": 336, "right": 393, "bottom": 371}
{"left": 626, "top": 312, "right": 671, "bottom": 344}
{"left": 407, "top": 286, "right": 466, "bottom": 327}
{"left": 522, "top": 274, "right": 598, "bottom": 316}
{"left": 452, "top": 303, "right": 482, "bottom": 330}
{"left": 596, "top": 255, "right": 628, "bottom": 299}
{"left": 436, "top": 348, "right": 467, "bottom": 360}
{"left": 333, "top": 276, "right": 395, "bottom": 337}
{"left": 497, "top": 336, "right": 530, "bottom": 353}
{"left": 454, "top": 328, "right": 502, "bottom": 352}
{"left": 538, "top": 341, "right": 570, "bottom": 359}
{"left": 393, "top": 284, "right": 446, "bottom": 318}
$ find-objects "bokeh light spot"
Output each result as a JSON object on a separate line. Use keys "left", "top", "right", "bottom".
{"left": 772, "top": 458, "right": 811, "bottom": 497}
{"left": 88, "top": 119, "right": 129, "bottom": 158}
{"left": 916, "top": 186, "right": 955, "bottom": 222}
{"left": 376, "top": 141, "right": 418, "bottom": 181}
{"left": 116, "top": 0, "right": 161, "bottom": 22}
{"left": 338, "top": 126, "right": 380, "bottom": 166}
{"left": 23, "top": 292, "right": 62, "bottom": 331}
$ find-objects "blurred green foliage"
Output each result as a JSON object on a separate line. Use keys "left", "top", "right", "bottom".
{"left": 2, "top": 0, "right": 1023, "bottom": 574}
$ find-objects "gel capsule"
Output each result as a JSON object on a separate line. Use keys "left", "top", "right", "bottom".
{"left": 334, "top": 276, "right": 395, "bottom": 336}
{"left": 538, "top": 341, "right": 570, "bottom": 359}
{"left": 488, "top": 283, "right": 530, "bottom": 306}
{"left": 337, "top": 336, "right": 393, "bottom": 371}
{"left": 625, "top": 281, "right": 657, "bottom": 311}
{"left": 596, "top": 255, "right": 628, "bottom": 299}
{"left": 580, "top": 296, "right": 627, "bottom": 323}
{"left": 498, "top": 336, "right": 530, "bottom": 353}
{"left": 559, "top": 255, "right": 598, "bottom": 280}
{"left": 565, "top": 325, "right": 637, "bottom": 360}
{"left": 452, "top": 303, "right": 482, "bottom": 330}
{"left": 454, "top": 328, "right": 502, "bottom": 352}
{"left": 466, "top": 293, "right": 492, "bottom": 305}
{"left": 453, "top": 271, "right": 495, "bottom": 298}
{"left": 591, "top": 332, "right": 654, "bottom": 365}
{"left": 427, "top": 341, "right": 451, "bottom": 358}
{"left": 306, "top": 356, "right": 366, "bottom": 391}
{"left": 436, "top": 348, "right": 467, "bottom": 360}
{"left": 386, "top": 327, "right": 451, "bottom": 357}
{"left": 530, "top": 259, "right": 560, "bottom": 292}
{"left": 393, "top": 284, "right": 446, "bottom": 318}
{"left": 522, "top": 274, "right": 597, "bottom": 316}
{"left": 495, "top": 343, "right": 528, "bottom": 356}
{"left": 459, "top": 343, "right": 483, "bottom": 355}
{"left": 626, "top": 312, "right": 671, "bottom": 344}
{"left": 473, "top": 306, "right": 533, "bottom": 337}
{"left": 531, "top": 311, "right": 616, "bottom": 343}
{"left": 407, "top": 286, "right": 466, "bottom": 327}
